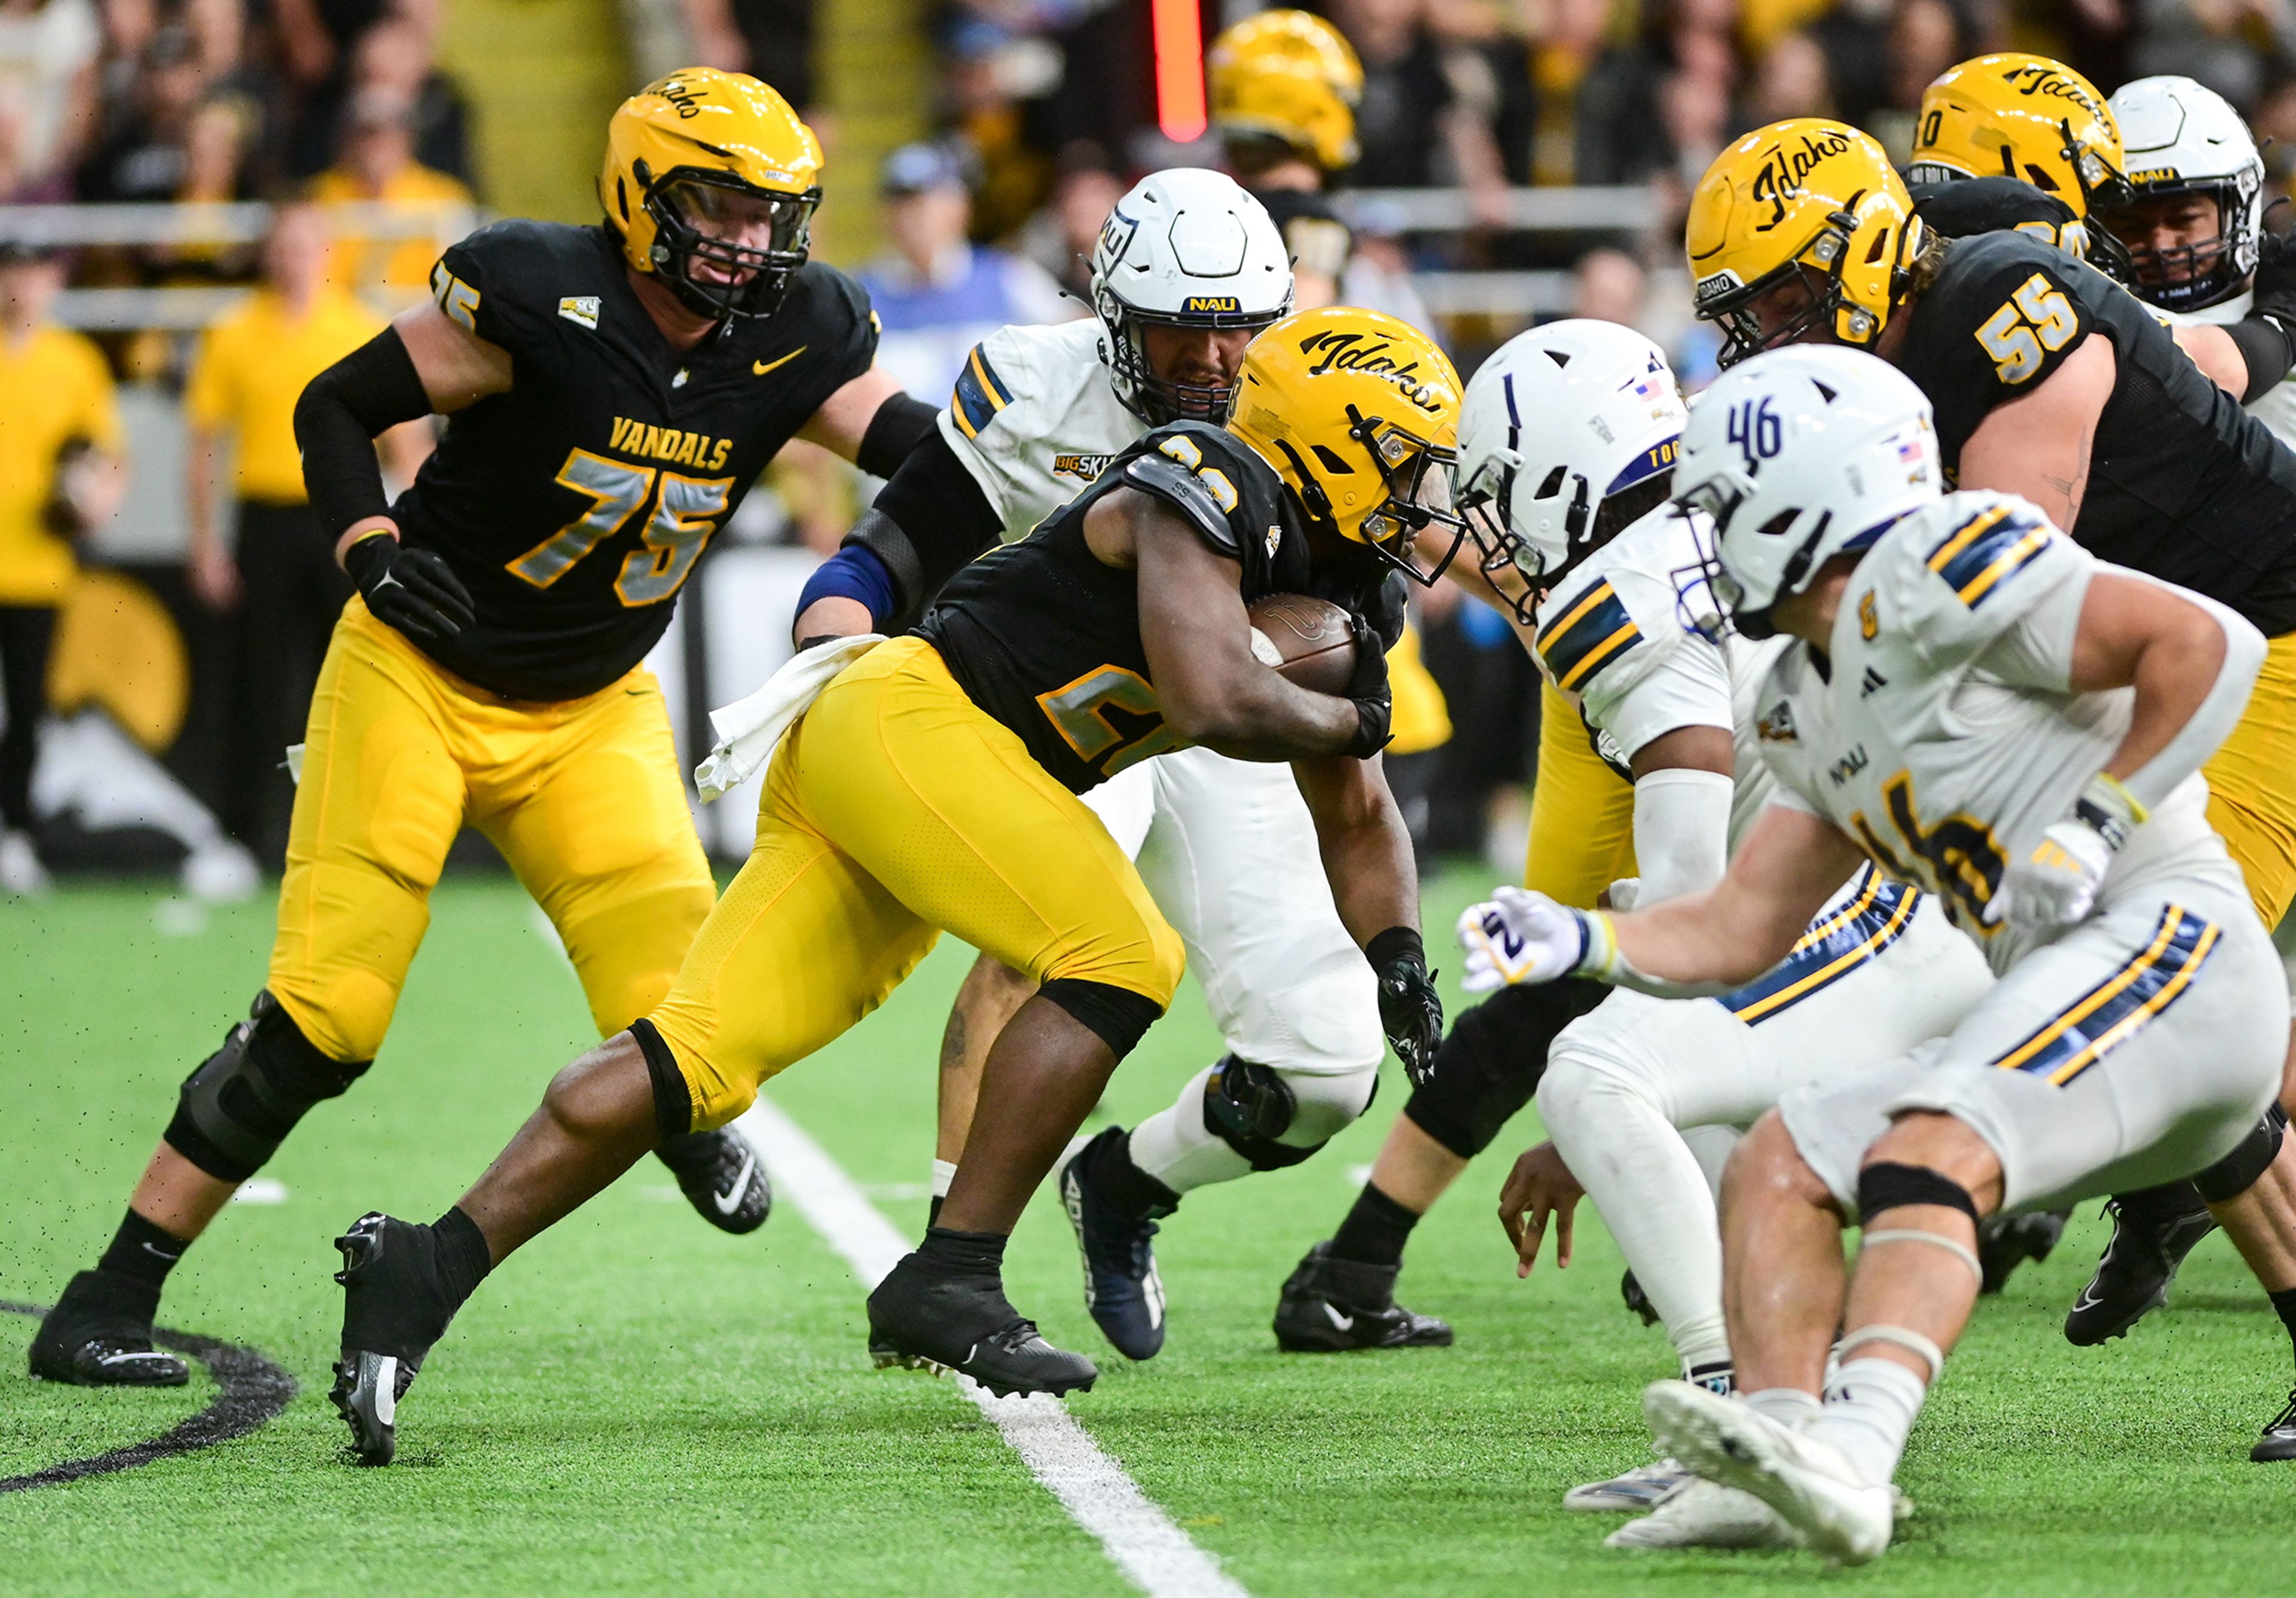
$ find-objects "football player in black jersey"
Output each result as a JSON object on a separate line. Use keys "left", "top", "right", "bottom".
{"left": 1207, "top": 8, "right": 1361, "bottom": 311}
{"left": 324, "top": 306, "right": 1457, "bottom": 1461}
{"left": 1687, "top": 117, "right": 2296, "bottom": 1459}
{"left": 28, "top": 69, "right": 943, "bottom": 1390}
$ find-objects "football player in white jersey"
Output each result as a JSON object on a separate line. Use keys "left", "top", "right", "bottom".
{"left": 1471, "top": 346, "right": 2283, "bottom": 1561}
{"left": 1448, "top": 325, "right": 1992, "bottom": 1543}
{"left": 790, "top": 167, "right": 1443, "bottom": 1362}
{"left": 2048, "top": 77, "right": 2296, "bottom": 1372}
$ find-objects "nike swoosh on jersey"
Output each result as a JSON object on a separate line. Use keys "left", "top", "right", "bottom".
{"left": 713, "top": 1151, "right": 758, "bottom": 1213}
{"left": 753, "top": 347, "right": 808, "bottom": 377}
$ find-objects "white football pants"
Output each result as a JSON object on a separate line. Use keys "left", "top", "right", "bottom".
{"left": 1086, "top": 747, "right": 1384, "bottom": 1194}
{"left": 1535, "top": 873, "right": 1993, "bottom": 1370}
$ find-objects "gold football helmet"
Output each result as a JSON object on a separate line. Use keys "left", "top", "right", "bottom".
{"left": 599, "top": 68, "right": 823, "bottom": 321}
{"left": 1909, "top": 54, "right": 2130, "bottom": 222}
{"left": 1685, "top": 120, "right": 1927, "bottom": 368}
{"left": 1207, "top": 10, "right": 1363, "bottom": 173}
{"left": 1229, "top": 307, "right": 1466, "bottom": 582}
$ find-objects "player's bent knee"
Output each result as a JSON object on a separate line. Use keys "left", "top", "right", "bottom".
{"left": 1533, "top": 1047, "right": 1652, "bottom": 1144}
{"left": 1284, "top": 1065, "right": 1379, "bottom": 1148}
{"left": 1723, "top": 1112, "right": 1832, "bottom": 1212}
{"left": 165, "top": 991, "right": 371, "bottom": 1183}
{"left": 1404, "top": 977, "right": 1608, "bottom": 1160}
{"left": 2194, "top": 1104, "right": 2289, "bottom": 1202}
{"left": 1037, "top": 978, "right": 1165, "bottom": 1061}
{"left": 625, "top": 1019, "right": 704, "bottom": 1140}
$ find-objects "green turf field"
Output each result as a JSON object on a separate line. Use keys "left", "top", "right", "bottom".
{"left": 3, "top": 869, "right": 2292, "bottom": 1596}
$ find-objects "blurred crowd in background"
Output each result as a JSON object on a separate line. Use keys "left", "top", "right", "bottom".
{"left": 7, "top": 0, "right": 2296, "bottom": 893}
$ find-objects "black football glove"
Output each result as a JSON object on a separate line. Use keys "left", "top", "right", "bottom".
{"left": 1367, "top": 927, "right": 1443, "bottom": 1086}
{"left": 1344, "top": 612, "right": 1394, "bottom": 759}
{"left": 345, "top": 531, "right": 475, "bottom": 642}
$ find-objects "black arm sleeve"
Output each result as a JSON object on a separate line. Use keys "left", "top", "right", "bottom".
{"left": 2228, "top": 313, "right": 2296, "bottom": 405}
{"left": 854, "top": 391, "right": 941, "bottom": 479}
{"left": 854, "top": 426, "right": 1006, "bottom": 626}
{"left": 294, "top": 326, "right": 433, "bottom": 540}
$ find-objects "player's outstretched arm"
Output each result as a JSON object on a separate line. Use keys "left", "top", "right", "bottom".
{"left": 1462, "top": 803, "right": 1858, "bottom": 998}
{"left": 1113, "top": 490, "right": 1370, "bottom": 760}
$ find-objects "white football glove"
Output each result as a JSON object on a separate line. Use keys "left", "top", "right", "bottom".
{"left": 1457, "top": 886, "right": 1590, "bottom": 993}
{"left": 1986, "top": 774, "right": 2139, "bottom": 935}
{"left": 1604, "top": 876, "right": 1641, "bottom": 912}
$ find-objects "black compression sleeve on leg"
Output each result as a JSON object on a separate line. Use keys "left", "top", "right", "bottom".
{"left": 293, "top": 327, "right": 433, "bottom": 541}
{"left": 626, "top": 1019, "right": 694, "bottom": 1142}
{"left": 1402, "top": 977, "right": 1610, "bottom": 1159}
{"left": 1037, "top": 978, "right": 1164, "bottom": 1060}
{"left": 2194, "top": 1105, "right": 2288, "bottom": 1202}
{"left": 859, "top": 427, "right": 1007, "bottom": 625}
{"left": 1857, "top": 1162, "right": 1980, "bottom": 1226}
{"left": 431, "top": 1205, "right": 494, "bottom": 1306}
{"left": 855, "top": 392, "right": 942, "bottom": 480}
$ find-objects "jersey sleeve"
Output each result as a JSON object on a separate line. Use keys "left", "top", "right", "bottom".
{"left": 429, "top": 221, "right": 552, "bottom": 350}
{"left": 1879, "top": 494, "right": 2094, "bottom": 671}
{"left": 939, "top": 324, "right": 1060, "bottom": 529}
{"left": 1556, "top": 561, "right": 1733, "bottom": 761}
{"left": 1118, "top": 424, "right": 1274, "bottom": 567}
{"left": 806, "top": 263, "right": 880, "bottom": 391}
{"left": 1899, "top": 236, "right": 2097, "bottom": 461}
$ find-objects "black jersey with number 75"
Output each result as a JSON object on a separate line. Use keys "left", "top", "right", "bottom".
{"left": 387, "top": 219, "right": 878, "bottom": 702}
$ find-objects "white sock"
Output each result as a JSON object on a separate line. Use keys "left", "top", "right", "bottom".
{"left": 930, "top": 1159, "right": 957, "bottom": 1200}
{"left": 1125, "top": 1065, "right": 1251, "bottom": 1194}
{"left": 1744, "top": 1386, "right": 1823, "bottom": 1433}
{"left": 1812, "top": 1356, "right": 1929, "bottom": 1486}
{"left": 1538, "top": 1058, "right": 1729, "bottom": 1369}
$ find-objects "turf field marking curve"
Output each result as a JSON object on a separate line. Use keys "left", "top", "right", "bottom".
{"left": 0, "top": 1302, "right": 297, "bottom": 1493}
{"left": 734, "top": 1099, "right": 1251, "bottom": 1598}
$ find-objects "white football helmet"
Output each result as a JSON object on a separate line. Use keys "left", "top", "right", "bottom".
{"left": 2103, "top": 75, "right": 2265, "bottom": 312}
{"left": 1455, "top": 320, "right": 1686, "bottom": 617}
{"left": 1673, "top": 346, "right": 1941, "bottom": 638}
{"left": 1089, "top": 168, "right": 1294, "bottom": 424}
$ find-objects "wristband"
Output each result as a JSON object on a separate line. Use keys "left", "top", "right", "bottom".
{"left": 1365, "top": 925, "right": 1425, "bottom": 973}
{"left": 2072, "top": 771, "right": 2146, "bottom": 853}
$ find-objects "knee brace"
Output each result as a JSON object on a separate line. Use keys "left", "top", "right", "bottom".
{"left": 1202, "top": 1056, "right": 1314, "bottom": 1171}
{"left": 2194, "top": 1104, "right": 2289, "bottom": 1203}
{"left": 1856, "top": 1163, "right": 1984, "bottom": 1288}
{"left": 165, "top": 991, "right": 371, "bottom": 1182}
{"left": 1403, "top": 976, "right": 1610, "bottom": 1159}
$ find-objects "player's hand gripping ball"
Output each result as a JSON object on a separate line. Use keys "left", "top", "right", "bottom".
{"left": 1458, "top": 887, "right": 1588, "bottom": 993}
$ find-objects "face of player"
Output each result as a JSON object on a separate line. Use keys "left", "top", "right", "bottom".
{"left": 1140, "top": 322, "right": 1257, "bottom": 394}
{"left": 2102, "top": 191, "right": 2225, "bottom": 292}
{"left": 1739, "top": 265, "right": 1833, "bottom": 350}
{"left": 668, "top": 180, "right": 802, "bottom": 287}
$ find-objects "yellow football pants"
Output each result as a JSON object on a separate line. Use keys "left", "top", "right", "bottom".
{"left": 2206, "top": 628, "right": 2296, "bottom": 928}
{"left": 1523, "top": 680, "right": 1637, "bottom": 909}
{"left": 268, "top": 598, "right": 716, "bottom": 1063}
{"left": 649, "top": 637, "right": 1186, "bottom": 1129}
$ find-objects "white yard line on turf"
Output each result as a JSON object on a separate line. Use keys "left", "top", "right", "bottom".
{"left": 734, "top": 1097, "right": 1250, "bottom": 1598}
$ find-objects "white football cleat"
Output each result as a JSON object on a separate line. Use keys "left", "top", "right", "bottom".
{"left": 1564, "top": 1456, "right": 1694, "bottom": 1512}
{"left": 1605, "top": 1478, "right": 1802, "bottom": 1549}
{"left": 1642, "top": 1380, "right": 1895, "bottom": 1566}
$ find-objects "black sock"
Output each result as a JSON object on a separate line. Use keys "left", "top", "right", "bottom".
{"left": 1330, "top": 1183, "right": 1421, "bottom": 1269}
{"left": 918, "top": 1225, "right": 1007, "bottom": 1278}
{"left": 2270, "top": 1287, "right": 2296, "bottom": 1363}
{"left": 97, "top": 1209, "right": 189, "bottom": 1291}
{"left": 1089, "top": 1129, "right": 1181, "bottom": 1223}
{"left": 432, "top": 1207, "right": 494, "bottom": 1309}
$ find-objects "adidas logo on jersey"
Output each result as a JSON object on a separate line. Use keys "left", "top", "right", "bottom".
{"left": 1860, "top": 665, "right": 1888, "bottom": 697}
{"left": 558, "top": 296, "right": 600, "bottom": 329}
{"left": 1052, "top": 453, "right": 1112, "bottom": 481}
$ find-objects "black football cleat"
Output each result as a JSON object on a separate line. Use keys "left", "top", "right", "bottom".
{"left": 2065, "top": 1193, "right": 2219, "bottom": 1346}
{"left": 28, "top": 1270, "right": 190, "bottom": 1387}
{"left": 1621, "top": 1268, "right": 1660, "bottom": 1327}
{"left": 2254, "top": 1389, "right": 2296, "bottom": 1462}
{"left": 657, "top": 1125, "right": 773, "bottom": 1235}
{"left": 1273, "top": 1242, "right": 1454, "bottom": 1352}
{"left": 865, "top": 1251, "right": 1098, "bottom": 1398}
{"left": 1060, "top": 1129, "right": 1166, "bottom": 1361}
{"left": 330, "top": 1212, "right": 461, "bottom": 1465}
{"left": 1977, "top": 1208, "right": 2068, "bottom": 1295}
